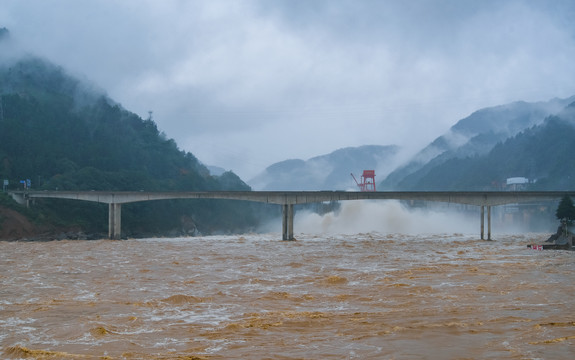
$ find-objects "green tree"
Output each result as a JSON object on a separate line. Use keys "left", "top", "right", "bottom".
{"left": 555, "top": 195, "right": 575, "bottom": 224}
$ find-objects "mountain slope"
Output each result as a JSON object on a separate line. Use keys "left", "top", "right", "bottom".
{"left": 0, "top": 54, "right": 258, "bottom": 238}
{"left": 395, "top": 101, "right": 575, "bottom": 190}
{"left": 249, "top": 145, "right": 399, "bottom": 190}
{"left": 381, "top": 97, "right": 575, "bottom": 190}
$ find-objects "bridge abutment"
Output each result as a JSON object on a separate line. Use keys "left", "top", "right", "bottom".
{"left": 9, "top": 192, "right": 27, "bottom": 206}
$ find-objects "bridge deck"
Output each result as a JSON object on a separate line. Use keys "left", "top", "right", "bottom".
{"left": 8, "top": 190, "right": 574, "bottom": 240}
{"left": 11, "top": 190, "right": 575, "bottom": 206}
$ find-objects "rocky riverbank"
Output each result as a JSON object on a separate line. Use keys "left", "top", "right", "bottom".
{"left": 528, "top": 225, "right": 574, "bottom": 250}
{"left": 0, "top": 206, "right": 104, "bottom": 241}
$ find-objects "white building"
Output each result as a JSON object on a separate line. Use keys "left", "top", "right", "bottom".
{"left": 506, "top": 177, "right": 529, "bottom": 191}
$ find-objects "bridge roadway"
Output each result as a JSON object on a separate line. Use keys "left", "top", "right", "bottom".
{"left": 9, "top": 190, "right": 575, "bottom": 240}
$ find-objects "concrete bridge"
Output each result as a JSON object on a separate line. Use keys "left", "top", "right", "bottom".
{"left": 9, "top": 190, "right": 575, "bottom": 240}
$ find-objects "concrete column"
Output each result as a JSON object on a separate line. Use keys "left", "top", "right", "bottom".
{"left": 487, "top": 205, "right": 492, "bottom": 241}
{"left": 282, "top": 204, "right": 294, "bottom": 240}
{"left": 480, "top": 206, "right": 485, "bottom": 240}
{"left": 108, "top": 203, "right": 122, "bottom": 240}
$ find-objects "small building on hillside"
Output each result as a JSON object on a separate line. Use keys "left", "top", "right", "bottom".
{"left": 506, "top": 177, "right": 530, "bottom": 191}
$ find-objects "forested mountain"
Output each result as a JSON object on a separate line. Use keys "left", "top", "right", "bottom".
{"left": 249, "top": 145, "right": 399, "bottom": 190}
{"left": 381, "top": 97, "right": 575, "bottom": 190}
{"left": 249, "top": 96, "right": 575, "bottom": 192}
{"left": 389, "top": 101, "right": 575, "bottom": 190}
{"left": 0, "top": 54, "right": 261, "bottom": 238}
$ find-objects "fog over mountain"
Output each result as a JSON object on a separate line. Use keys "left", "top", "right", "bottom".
{"left": 381, "top": 96, "right": 575, "bottom": 190}
{"left": 250, "top": 145, "right": 399, "bottom": 191}
{"left": 394, "top": 99, "right": 575, "bottom": 191}
{"left": 0, "top": 51, "right": 259, "bottom": 238}
{"left": 253, "top": 95, "right": 575, "bottom": 192}
{"left": 3, "top": 1, "right": 575, "bottom": 180}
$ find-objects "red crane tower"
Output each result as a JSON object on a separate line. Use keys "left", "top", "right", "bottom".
{"left": 351, "top": 170, "right": 376, "bottom": 192}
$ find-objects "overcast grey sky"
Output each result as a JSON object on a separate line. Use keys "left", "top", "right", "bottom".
{"left": 2, "top": 0, "right": 575, "bottom": 179}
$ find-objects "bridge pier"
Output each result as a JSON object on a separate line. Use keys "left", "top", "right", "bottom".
{"left": 488, "top": 205, "right": 491, "bottom": 240}
{"left": 282, "top": 204, "right": 294, "bottom": 240}
{"left": 480, "top": 205, "right": 492, "bottom": 240}
{"left": 108, "top": 203, "right": 122, "bottom": 240}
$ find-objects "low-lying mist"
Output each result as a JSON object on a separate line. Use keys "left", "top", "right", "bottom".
{"left": 259, "top": 200, "right": 555, "bottom": 238}
{"left": 258, "top": 200, "right": 484, "bottom": 236}
{"left": 296, "top": 200, "right": 479, "bottom": 235}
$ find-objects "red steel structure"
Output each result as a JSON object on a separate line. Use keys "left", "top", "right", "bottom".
{"left": 351, "top": 170, "right": 376, "bottom": 192}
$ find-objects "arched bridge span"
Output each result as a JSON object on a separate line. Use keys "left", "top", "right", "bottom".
{"left": 9, "top": 191, "right": 574, "bottom": 240}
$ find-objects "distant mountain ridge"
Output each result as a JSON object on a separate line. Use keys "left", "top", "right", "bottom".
{"left": 399, "top": 101, "right": 575, "bottom": 190}
{"left": 381, "top": 96, "right": 575, "bottom": 190}
{"left": 252, "top": 96, "right": 575, "bottom": 192}
{"left": 249, "top": 145, "right": 399, "bottom": 190}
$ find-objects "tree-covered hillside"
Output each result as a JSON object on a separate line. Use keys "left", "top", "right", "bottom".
{"left": 0, "top": 56, "right": 261, "bottom": 238}
{"left": 395, "top": 102, "right": 575, "bottom": 190}
{"left": 381, "top": 97, "right": 575, "bottom": 190}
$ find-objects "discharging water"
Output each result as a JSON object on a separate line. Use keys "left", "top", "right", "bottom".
{"left": 1, "top": 232, "right": 574, "bottom": 359}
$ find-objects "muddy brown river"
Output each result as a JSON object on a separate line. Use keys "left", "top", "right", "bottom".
{"left": 1, "top": 227, "right": 574, "bottom": 359}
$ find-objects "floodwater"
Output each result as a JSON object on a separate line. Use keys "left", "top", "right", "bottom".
{"left": 1, "top": 232, "right": 574, "bottom": 359}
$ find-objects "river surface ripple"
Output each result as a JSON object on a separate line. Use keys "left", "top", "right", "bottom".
{"left": 1, "top": 233, "right": 574, "bottom": 359}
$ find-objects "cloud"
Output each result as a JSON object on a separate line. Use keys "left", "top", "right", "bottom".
{"left": 2, "top": 0, "right": 575, "bottom": 179}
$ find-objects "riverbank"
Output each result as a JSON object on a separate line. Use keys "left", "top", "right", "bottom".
{"left": 0, "top": 206, "right": 103, "bottom": 241}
